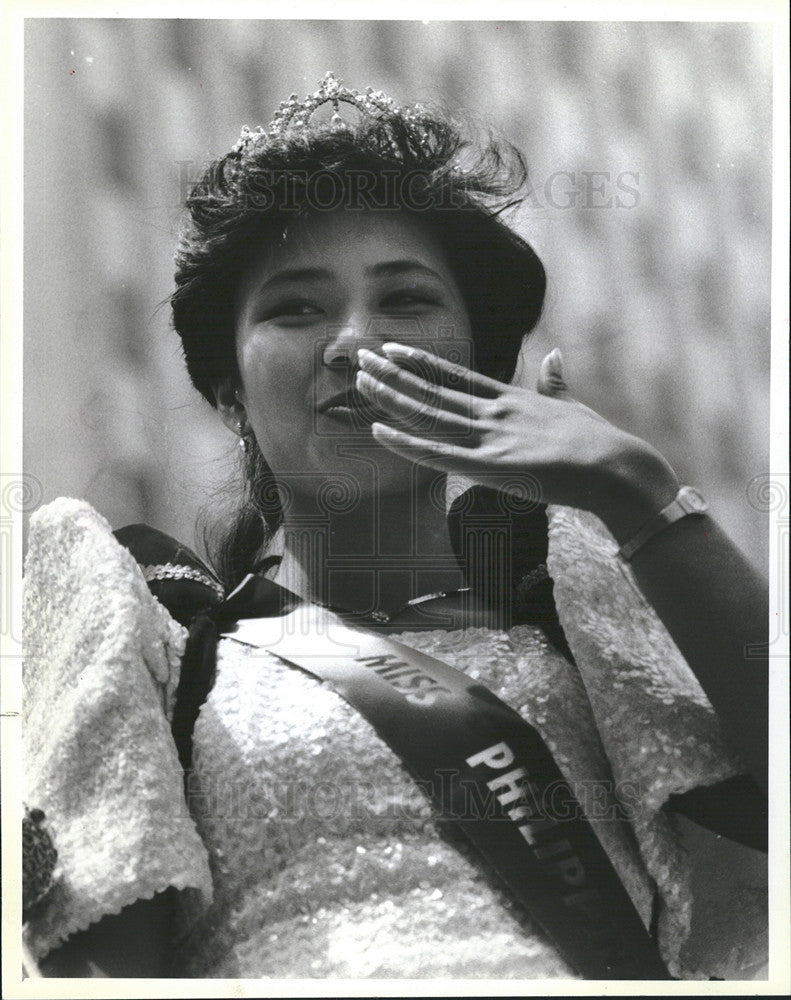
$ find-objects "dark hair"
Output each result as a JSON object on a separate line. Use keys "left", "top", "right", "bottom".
{"left": 172, "top": 107, "right": 547, "bottom": 589}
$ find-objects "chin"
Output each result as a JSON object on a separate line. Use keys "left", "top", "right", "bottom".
{"left": 306, "top": 439, "right": 420, "bottom": 491}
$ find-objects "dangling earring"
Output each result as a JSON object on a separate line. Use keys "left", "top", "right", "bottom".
{"left": 236, "top": 420, "right": 249, "bottom": 454}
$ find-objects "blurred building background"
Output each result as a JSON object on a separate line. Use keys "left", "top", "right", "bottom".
{"left": 23, "top": 19, "right": 772, "bottom": 569}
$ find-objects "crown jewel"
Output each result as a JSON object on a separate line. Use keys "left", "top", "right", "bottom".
{"left": 231, "top": 71, "right": 427, "bottom": 155}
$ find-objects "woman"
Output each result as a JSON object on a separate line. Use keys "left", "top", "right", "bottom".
{"left": 24, "top": 74, "right": 768, "bottom": 980}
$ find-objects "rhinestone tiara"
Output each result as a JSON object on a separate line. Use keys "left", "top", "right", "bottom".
{"left": 231, "top": 71, "right": 428, "bottom": 155}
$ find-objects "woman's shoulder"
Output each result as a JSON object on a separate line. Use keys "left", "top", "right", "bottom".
{"left": 23, "top": 497, "right": 192, "bottom": 698}
{"left": 23, "top": 501, "right": 215, "bottom": 960}
{"left": 25, "top": 497, "right": 224, "bottom": 628}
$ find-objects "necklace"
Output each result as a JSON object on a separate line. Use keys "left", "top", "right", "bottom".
{"left": 260, "top": 553, "right": 473, "bottom": 625}
{"left": 267, "top": 553, "right": 549, "bottom": 628}
{"left": 366, "top": 586, "right": 472, "bottom": 624}
{"left": 321, "top": 586, "right": 473, "bottom": 625}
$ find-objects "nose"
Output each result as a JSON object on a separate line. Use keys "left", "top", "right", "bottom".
{"left": 322, "top": 323, "right": 367, "bottom": 369}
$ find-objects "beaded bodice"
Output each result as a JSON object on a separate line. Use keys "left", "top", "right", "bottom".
{"left": 173, "top": 624, "right": 650, "bottom": 978}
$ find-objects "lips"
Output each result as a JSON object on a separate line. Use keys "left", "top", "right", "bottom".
{"left": 316, "top": 386, "right": 375, "bottom": 420}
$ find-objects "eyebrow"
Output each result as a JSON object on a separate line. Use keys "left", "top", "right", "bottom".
{"left": 366, "top": 260, "right": 444, "bottom": 282}
{"left": 256, "top": 267, "right": 334, "bottom": 294}
{"left": 256, "top": 259, "right": 445, "bottom": 295}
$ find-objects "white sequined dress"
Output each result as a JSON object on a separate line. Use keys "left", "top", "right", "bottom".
{"left": 22, "top": 498, "right": 768, "bottom": 980}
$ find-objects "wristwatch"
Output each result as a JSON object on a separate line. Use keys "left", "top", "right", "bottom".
{"left": 617, "top": 486, "right": 709, "bottom": 561}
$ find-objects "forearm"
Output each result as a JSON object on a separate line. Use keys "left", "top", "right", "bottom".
{"left": 628, "top": 515, "right": 767, "bottom": 791}
{"left": 592, "top": 440, "right": 769, "bottom": 792}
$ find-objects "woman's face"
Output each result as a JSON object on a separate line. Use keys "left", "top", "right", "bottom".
{"left": 232, "top": 209, "right": 473, "bottom": 497}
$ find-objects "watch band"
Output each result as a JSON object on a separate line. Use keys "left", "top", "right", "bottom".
{"left": 617, "top": 486, "right": 709, "bottom": 561}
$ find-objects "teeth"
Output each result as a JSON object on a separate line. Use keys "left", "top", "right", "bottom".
{"left": 319, "top": 387, "right": 374, "bottom": 414}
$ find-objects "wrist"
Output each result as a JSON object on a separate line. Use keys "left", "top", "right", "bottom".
{"left": 589, "top": 435, "right": 680, "bottom": 546}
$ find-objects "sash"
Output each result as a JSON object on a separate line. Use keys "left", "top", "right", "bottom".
{"left": 218, "top": 575, "right": 672, "bottom": 981}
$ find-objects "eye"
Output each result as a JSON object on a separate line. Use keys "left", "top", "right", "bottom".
{"left": 380, "top": 289, "right": 439, "bottom": 310}
{"left": 261, "top": 299, "right": 323, "bottom": 321}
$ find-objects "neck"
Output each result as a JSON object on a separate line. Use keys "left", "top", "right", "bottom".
{"left": 274, "top": 471, "right": 466, "bottom": 616}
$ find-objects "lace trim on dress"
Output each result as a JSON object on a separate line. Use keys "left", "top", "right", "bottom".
{"left": 140, "top": 562, "right": 225, "bottom": 601}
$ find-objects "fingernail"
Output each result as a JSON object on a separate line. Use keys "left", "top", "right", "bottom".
{"left": 547, "top": 347, "right": 564, "bottom": 372}
{"left": 382, "top": 342, "right": 415, "bottom": 357}
{"left": 357, "top": 348, "right": 382, "bottom": 370}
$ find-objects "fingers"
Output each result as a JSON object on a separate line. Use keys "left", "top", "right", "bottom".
{"left": 357, "top": 347, "right": 478, "bottom": 417}
{"left": 378, "top": 343, "right": 504, "bottom": 398}
{"left": 536, "top": 348, "right": 570, "bottom": 399}
{"left": 370, "top": 421, "right": 472, "bottom": 473}
{"left": 356, "top": 369, "right": 473, "bottom": 439}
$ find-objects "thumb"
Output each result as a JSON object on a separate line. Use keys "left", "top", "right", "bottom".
{"left": 537, "top": 347, "right": 571, "bottom": 399}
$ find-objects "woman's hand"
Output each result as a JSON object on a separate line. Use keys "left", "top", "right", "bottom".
{"left": 356, "top": 342, "right": 679, "bottom": 542}
{"left": 358, "top": 341, "right": 769, "bottom": 792}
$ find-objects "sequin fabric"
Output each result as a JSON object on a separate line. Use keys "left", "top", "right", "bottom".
{"left": 174, "top": 627, "right": 604, "bottom": 978}
{"left": 22, "top": 499, "right": 213, "bottom": 959}
{"left": 546, "top": 505, "right": 766, "bottom": 979}
{"left": 23, "top": 808, "right": 58, "bottom": 915}
{"left": 172, "top": 506, "right": 766, "bottom": 980}
{"left": 21, "top": 499, "right": 766, "bottom": 979}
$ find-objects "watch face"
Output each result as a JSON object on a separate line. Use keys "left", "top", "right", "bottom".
{"left": 680, "top": 486, "right": 708, "bottom": 513}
